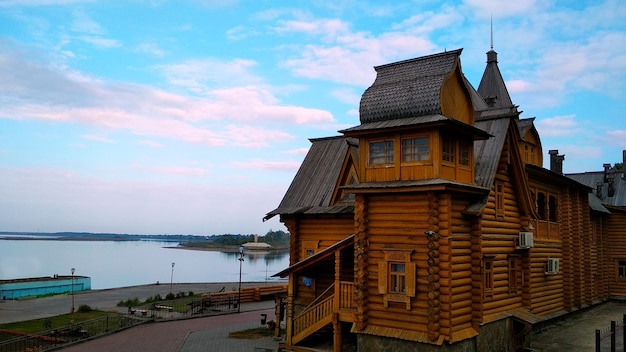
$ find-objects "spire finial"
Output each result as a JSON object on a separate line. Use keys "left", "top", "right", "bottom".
{"left": 490, "top": 14, "right": 493, "bottom": 50}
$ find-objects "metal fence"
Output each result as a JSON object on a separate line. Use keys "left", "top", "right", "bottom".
{"left": 131, "top": 294, "right": 238, "bottom": 320}
{"left": 596, "top": 314, "right": 626, "bottom": 352}
{"left": 0, "top": 314, "right": 147, "bottom": 352}
{"left": 0, "top": 294, "right": 239, "bottom": 351}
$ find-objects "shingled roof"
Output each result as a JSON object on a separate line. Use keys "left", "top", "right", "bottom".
{"left": 263, "top": 136, "right": 357, "bottom": 221}
{"left": 359, "top": 49, "right": 463, "bottom": 124}
{"left": 477, "top": 50, "right": 513, "bottom": 109}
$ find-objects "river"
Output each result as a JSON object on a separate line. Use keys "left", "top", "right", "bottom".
{"left": 0, "top": 239, "right": 290, "bottom": 289}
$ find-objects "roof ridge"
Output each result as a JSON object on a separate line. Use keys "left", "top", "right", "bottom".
{"left": 374, "top": 48, "right": 462, "bottom": 70}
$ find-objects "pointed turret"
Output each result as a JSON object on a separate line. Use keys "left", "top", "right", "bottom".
{"left": 477, "top": 49, "right": 514, "bottom": 109}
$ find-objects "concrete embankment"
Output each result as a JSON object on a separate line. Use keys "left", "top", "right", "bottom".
{"left": 0, "top": 282, "right": 281, "bottom": 324}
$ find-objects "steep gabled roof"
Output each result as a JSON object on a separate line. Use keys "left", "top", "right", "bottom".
{"left": 359, "top": 49, "right": 463, "bottom": 124}
{"left": 263, "top": 136, "right": 357, "bottom": 221}
{"left": 477, "top": 50, "right": 513, "bottom": 109}
{"left": 473, "top": 117, "right": 510, "bottom": 189}
{"left": 517, "top": 118, "right": 535, "bottom": 138}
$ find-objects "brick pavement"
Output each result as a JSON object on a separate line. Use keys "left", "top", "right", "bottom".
{"left": 58, "top": 302, "right": 278, "bottom": 352}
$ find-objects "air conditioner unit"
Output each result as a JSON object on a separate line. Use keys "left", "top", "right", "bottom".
{"left": 517, "top": 232, "right": 534, "bottom": 249}
{"left": 546, "top": 258, "right": 560, "bottom": 275}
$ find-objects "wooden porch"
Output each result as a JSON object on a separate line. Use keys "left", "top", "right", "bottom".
{"left": 282, "top": 281, "right": 356, "bottom": 351}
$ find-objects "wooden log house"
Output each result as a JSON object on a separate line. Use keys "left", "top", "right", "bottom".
{"left": 264, "top": 48, "right": 626, "bottom": 352}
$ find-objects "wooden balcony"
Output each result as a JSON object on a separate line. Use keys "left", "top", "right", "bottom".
{"left": 536, "top": 220, "right": 560, "bottom": 240}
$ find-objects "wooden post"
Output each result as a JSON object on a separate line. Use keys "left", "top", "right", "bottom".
{"left": 286, "top": 272, "right": 295, "bottom": 347}
{"left": 333, "top": 313, "right": 342, "bottom": 352}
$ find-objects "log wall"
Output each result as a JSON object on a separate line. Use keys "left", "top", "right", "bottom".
{"left": 606, "top": 208, "right": 626, "bottom": 297}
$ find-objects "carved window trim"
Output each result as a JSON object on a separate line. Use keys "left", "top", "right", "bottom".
{"left": 301, "top": 240, "right": 319, "bottom": 260}
{"left": 378, "top": 248, "right": 416, "bottom": 310}
{"left": 483, "top": 255, "right": 495, "bottom": 299}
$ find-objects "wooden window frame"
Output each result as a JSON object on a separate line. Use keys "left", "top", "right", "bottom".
{"left": 495, "top": 181, "right": 505, "bottom": 219}
{"left": 379, "top": 249, "right": 415, "bottom": 310}
{"left": 442, "top": 136, "right": 455, "bottom": 163}
{"left": 508, "top": 255, "right": 523, "bottom": 295}
{"left": 401, "top": 137, "right": 430, "bottom": 163}
{"left": 301, "top": 240, "right": 319, "bottom": 260}
{"left": 483, "top": 255, "right": 495, "bottom": 299}
{"left": 459, "top": 140, "right": 471, "bottom": 166}
{"left": 368, "top": 140, "right": 395, "bottom": 165}
{"left": 618, "top": 260, "right": 626, "bottom": 280}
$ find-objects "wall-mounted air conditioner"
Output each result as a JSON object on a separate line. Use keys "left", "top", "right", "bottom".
{"left": 546, "top": 258, "right": 560, "bottom": 275}
{"left": 517, "top": 232, "right": 534, "bottom": 249}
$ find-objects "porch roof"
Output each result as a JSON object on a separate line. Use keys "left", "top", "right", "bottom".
{"left": 272, "top": 234, "right": 355, "bottom": 278}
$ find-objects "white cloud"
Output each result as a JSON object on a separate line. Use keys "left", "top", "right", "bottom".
{"left": 0, "top": 47, "right": 335, "bottom": 148}
{"left": 82, "top": 134, "right": 116, "bottom": 143}
{"left": 231, "top": 159, "right": 302, "bottom": 172}
{"left": 606, "top": 130, "right": 626, "bottom": 147}
{"left": 535, "top": 115, "right": 581, "bottom": 137}
{"left": 135, "top": 42, "right": 165, "bottom": 57}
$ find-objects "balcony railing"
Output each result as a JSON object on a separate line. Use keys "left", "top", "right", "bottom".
{"left": 536, "top": 220, "right": 560, "bottom": 240}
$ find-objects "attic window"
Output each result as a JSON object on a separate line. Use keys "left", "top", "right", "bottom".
{"left": 402, "top": 137, "right": 430, "bottom": 162}
{"left": 459, "top": 140, "right": 471, "bottom": 166}
{"left": 442, "top": 136, "right": 455, "bottom": 163}
{"left": 369, "top": 140, "right": 394, "bottom": 165}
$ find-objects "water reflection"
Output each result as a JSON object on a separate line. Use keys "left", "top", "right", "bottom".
{"left": 0, "top": 240, "right": 290, "bottom": 289}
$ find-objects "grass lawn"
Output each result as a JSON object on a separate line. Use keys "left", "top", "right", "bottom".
{"left": 228, "top": 327, "right": 275, "bottom": 339}
{"left": 0, "top": 310, "right": 113, "bottom": 335}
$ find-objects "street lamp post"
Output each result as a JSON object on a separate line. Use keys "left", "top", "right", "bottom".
{"left": 71, "top": 267, "right": 75, "bottom": 313}
{"left": 238, "top": 245, "right": 245, "bottom": 313}
{"left": 170, "top": 262, "right": 175, "bottom": 294}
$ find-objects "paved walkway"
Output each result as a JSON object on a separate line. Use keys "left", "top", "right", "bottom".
{"left": 3, "top": 284, "right": 626, "bottom": 351}
{"left": 58, "top": 301, "right": 278, "bottom": 352}
{"left": 529, "top": 300, "right": 626, "bottom": 352}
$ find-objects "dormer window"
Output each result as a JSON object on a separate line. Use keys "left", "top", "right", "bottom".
{"left": 402, "top": 137, "right": 430, "bottom": 162}
{"left": 369, "top": 140, "right": 394, "bottom": 165}
{"left": 442, "top": 136, "right": 455, "bottom": 163}
{"left": 459, "top": 140, "right": 471, "bottom": 166}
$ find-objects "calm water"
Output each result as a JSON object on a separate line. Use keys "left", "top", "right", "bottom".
{"left": 0, "top": 239, "right": 289, "bottom": 289}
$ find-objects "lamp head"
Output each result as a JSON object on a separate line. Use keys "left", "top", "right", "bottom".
{"left": 71, "top": 268, "right": 75, "bottom": 275}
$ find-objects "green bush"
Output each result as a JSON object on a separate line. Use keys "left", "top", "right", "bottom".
{"left": 77, "top": 304, "right": 92, "bottom": 313}
{"left": 165, "top": 292, "right": 175, "bottom": 300}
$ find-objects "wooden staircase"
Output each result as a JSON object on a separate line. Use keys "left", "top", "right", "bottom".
{"left": 290, "top": 282, "right": 355, "bottom": 345}
{"left": 292, "top": 294, "right": 335, "bottom": 344}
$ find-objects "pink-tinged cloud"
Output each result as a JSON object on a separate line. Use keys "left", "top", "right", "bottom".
{"left": 506, "top": 80, "right": 534, "bottom": 94}
{"left": 535, "top": 115, "right": 581, "bottom": 137}
{"left": 0, "top": 47, "right": 334, "bottom": 147}
{"left": 231, "top": 159, "right": 302, "bottom": 172}
{"left": 284, "top": 147, "right": 309, "bottom": 156}
{"left": 82, "top": 134, "right": 116, "bottom": 143}
{"left": 137, "top": 140, "right": 164, "bottom": 148}
{"left": 149, "top": 166, "right": 209, "bottom": 176}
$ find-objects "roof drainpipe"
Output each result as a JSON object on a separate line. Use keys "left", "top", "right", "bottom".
{"left": 548, "top": 150, "right": 565, "bottom": 175}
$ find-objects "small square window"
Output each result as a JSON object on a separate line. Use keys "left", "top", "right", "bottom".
{"left": 402, "top": 137, "right": 429, "bottom": 162}
{"left": 369, "top": 140, "right": 394, "bottom": 165}
{"left": 389, "top": 263, "right": 406, "bottom": 293}
{"left": 442, "top": 137, "right": 455, "bottom": 163}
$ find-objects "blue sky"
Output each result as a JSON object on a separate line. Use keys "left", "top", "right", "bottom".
{"left": 1, "top": 0, "right": 625, "bottom": 235}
